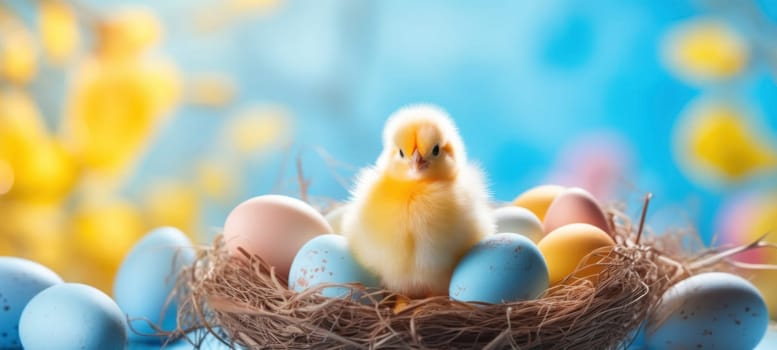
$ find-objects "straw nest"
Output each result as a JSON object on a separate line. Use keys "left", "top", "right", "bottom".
{"left": 172, "top": 204, "right": 741, "bottom": 349}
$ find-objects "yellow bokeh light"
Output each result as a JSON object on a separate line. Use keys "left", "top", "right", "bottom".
{"left": 0, "top": 21, "right": 37, "bottom": 84}
{"left": 38, "top": 0, "right": 80, "bottom": 63}
{"left": 9, "top": 140, "right": 77, "bottom": 202}
{"left": 662, "top": 18, "right": 749, "bottom": 82}
{"left": 674, "top": 100, "right": 777, "bottom": 186}
{"left": 0, "top": 201, "right": 69, "bottom": 272}
{"left": 142, "top": 180, "right": 199, "bottom": 237}
{"left": 73, "top": 199, "right": 145, "bottom": 271}
{"left": 97, "top": 6, "right": 162, "bottom": 59}
{"left": 196, "top": 0, "right": 283, "bottom": 31}
{"left": 0, "top": 160, "right": 12, "bottom": 195}
{"left": 689, "top": 106, "right": 776, "bottom": 179}
{"left": 138, "top": 57, "right": 182, "bottom": 113}
{"left": 231, "top": 0, "right": 283, "bottom": 12}
{"left": 0, "top": 89, "right": 77, "bottom": 202}
{"left": 226, "top": 105, "right": 292, "bottom": 155}
{"left": 187, "top": 73, "right": 238, "bottom": 107}
{"left": 196, "top": 160, "right": 237, "bottom": 201}
{"left": 63, "top": 57, "right": 180, "bottom": 176}
{"left": 0, "top": 88, "right": 47, "bottom": 157}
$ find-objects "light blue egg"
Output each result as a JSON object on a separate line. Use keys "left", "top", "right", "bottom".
{"left": 19, "top": 283, "right": 127, "bottom": 350}
{"left": 114, "top": 227, "right": 195, "bottom": 343}
{"left": 450, "top": 233, "right": 548, "bottom": 304}
{"left": 625, "top": 322, "right": 646, "bottom": 349}
{"left": 289, "top": 234, "right": 380, "bottom": 301}
{"left": 755, "top": 326, "right": 777, "bottom": 350}
{"left": 645, "top": 272, "right": 769, "bottom": 350}
{"left": 0, "top": 257, "right": 63, "bottom": 349}
{"left": 493, "top": 207, "right": 543, "bottom": 241}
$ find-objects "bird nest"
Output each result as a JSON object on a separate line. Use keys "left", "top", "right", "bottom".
{"left": 171, "top": 202, "right": 756, "bottom": 349}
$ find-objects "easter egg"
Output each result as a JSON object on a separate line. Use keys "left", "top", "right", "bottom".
{"left": 645, "top": 272, "right": 768, "bottom": 350}
{"left": 19, "top": 283, "right": 127, "bottom": 350}
{"left": 537, "top": 223, "right": 615, "bottom": 285}
{"left": 543, "top": 187, "right": 610, "bottom": 235}
{"left": 512, "top": 184, "right": 565, "bottom": 221}
{"left": 493, "top": 206, "right": 544, "bottom": 242}
{"left": 289, "top": 234, "right": 380, "bottom": 301}
{"left": 756, "top": 327, "right": 777, "bottom": 350}
{"left": 450, "top": 233, "right": 549, "bottom": 303}
{"left": 0, "top": 257, "right": 63, "bottom": 349}
{"left": 223, "top": 195, "right": 332, "bottom": 280}
{"left": 114, "top": 226, "right": 195, "bottom": 342}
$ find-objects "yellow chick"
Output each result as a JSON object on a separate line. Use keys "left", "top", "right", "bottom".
{"left": 342, "top": 105, "right": 494, "bottom": 298}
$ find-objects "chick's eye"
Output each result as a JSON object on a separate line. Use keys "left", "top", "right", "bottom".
{"left": 399, "top": 149, "right": 404, "bottom": 158}
{"left": 432, "top": 144, "right": 440, "bottom": 156}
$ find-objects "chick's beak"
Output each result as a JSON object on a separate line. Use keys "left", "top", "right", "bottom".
{"left": 410, "top": 149, "right": 429, "bottom": 171}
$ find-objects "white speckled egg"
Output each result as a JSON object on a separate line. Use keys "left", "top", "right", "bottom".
{"left": 19, "top": 283, "right": 127, "bottom": 350}
{"left": 289, "top": 234, "right": 380, "bottom": 301}
{"left": 493, "top": 206, "right": 544, "bottom": 242}
{"left": 645, "top": 272, "right": 768, "bottom": 350}
{"left": 0, "top": 257, "right": 63, "bottom": 349}
{"left": 449, "top": 233, "right": 548, "bottom": 303}
{"left": 114, "top": 226, "right": 195, "bottom": 343}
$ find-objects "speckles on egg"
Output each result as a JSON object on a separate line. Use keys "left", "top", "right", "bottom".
{"left": 0, "top": 257, "right": 63, "bottom": 348}
{"left": 646, "top": 272, "right": 769, "bottom": 350}
{"left": 289, "top": 234, "right": 380, "bottom": 302}
{"left": 19, "top": 283, "right": 127, "bottom": 350}
{"left": 449, "top": 233, "right": 548, "bottom": 303}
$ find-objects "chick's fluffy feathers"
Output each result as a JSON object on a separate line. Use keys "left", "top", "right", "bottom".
{"left": 342, "top": 105, "right": 493, "bottom": 298}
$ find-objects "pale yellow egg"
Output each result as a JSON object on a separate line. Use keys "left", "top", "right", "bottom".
{"left": 512, "top": 184, "right": 565, "bottom": 222}
{"left": 537, "top": 223, "right": 615, "bottom": 285}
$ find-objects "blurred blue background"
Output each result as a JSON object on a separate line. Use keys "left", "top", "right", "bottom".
{"left": 2, "top": 0, "right": 777, "bottom": 292}
{"left": 128, "top": 0, "right": 777, "bottom": 238}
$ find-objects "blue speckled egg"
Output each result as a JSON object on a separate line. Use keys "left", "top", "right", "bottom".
{"left": 114, "top": 227, "right": 195, "bottom": 343}
{"left": 755, "top": 326, "right": 777, "bottom": 350}
{"left": 493, "top": 206, "right": 544, "bottom": 242}
{"left": 19, "top": 283, "right": 127, "bottom": 350}
{"left": 645, "top": 272, "right": 768, "bottom": 350}
{"left": 0, "top": 257, "right": 63, "bottom": 349}
{"left": 449, "top": 233, "right": 548, "bottom": 303}
{"left": 289, "top": 234, "right": 380, "bottom": 301}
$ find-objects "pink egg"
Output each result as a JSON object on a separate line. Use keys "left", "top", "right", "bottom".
{"left": 543, "top": 187, "right": 611, "bottom": 235}
{"left": 223, "top": 195, "right": 333, "bottom": 280}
